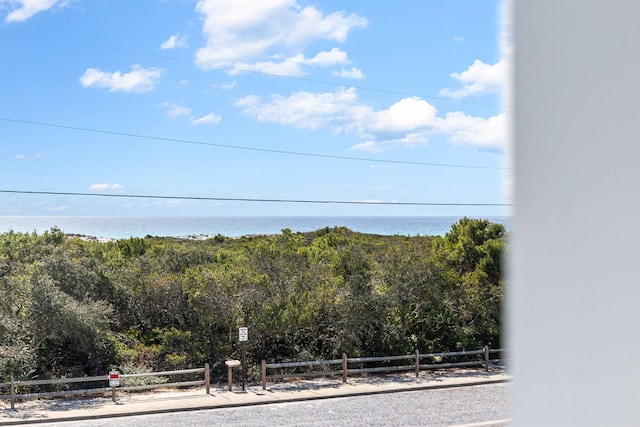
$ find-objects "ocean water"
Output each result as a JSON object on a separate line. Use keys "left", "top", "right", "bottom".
{"left": 0, "top": 216, "right": 510, "bottom": 240}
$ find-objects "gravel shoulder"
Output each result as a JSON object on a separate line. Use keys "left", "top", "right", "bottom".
{"left": 0, "top": 367, "right": 509, "bottom": 425}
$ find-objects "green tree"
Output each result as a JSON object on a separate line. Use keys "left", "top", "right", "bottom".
{"left": 430, "top": 218, "right": 506, "bottom": 349}
{"left": 27, "top": 271, "right": 115, "bottom": 376}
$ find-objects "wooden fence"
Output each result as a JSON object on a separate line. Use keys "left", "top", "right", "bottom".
{"left": 0, "top": 347, "right": 505, "bottom": 408}
{"left": 0, "top": 364, "right": 210, "bottom": 410}
{"left": 262, "top": 346, "right": 504, "bottom": 390}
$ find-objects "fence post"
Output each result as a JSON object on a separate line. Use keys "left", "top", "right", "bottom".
{"left": 415, "top": 349, "right": 420, "bottom": 377}
{"left": 484, "top": 345, "right": 490, "bottom": 371}
{"left": 262, "top": 360, "right": 267, "bottom": 390}
{"left": 342, "top": 353, "right": 348, "bottom": 383}
{"left": 10, "top": 374, "right": 15, "bottom": 411}
{"left": 205, "top": 363, "right": 210, "bottom": 395}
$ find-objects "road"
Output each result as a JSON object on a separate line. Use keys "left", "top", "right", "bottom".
{"left": 47, "top": 383, "right": 510, "bottom": 427}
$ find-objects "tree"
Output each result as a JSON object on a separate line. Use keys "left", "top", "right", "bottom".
{"left": 430, "top": 218, "right": 506, "bottom": 348}
{"left": 27, "top": 271, "right": 115, "bottom": 376}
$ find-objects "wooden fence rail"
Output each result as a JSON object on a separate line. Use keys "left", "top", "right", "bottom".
{"left": 0, "top": 364, "right": 210, "bottom": 410}
{"left": 262, "top": 346, "right": 505, "bottom": 390}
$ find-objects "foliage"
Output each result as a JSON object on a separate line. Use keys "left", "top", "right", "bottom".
{"left": 0, "top": 219, "right": 506, "bottom": 380}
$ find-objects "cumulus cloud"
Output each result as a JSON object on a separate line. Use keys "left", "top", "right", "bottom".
{"left": 440, "top": 1, "right": 513, "bottom": 102}
{"left": 194, "top": 0, "right": 367, "bottom": 75}
{"left": 89, "top": 183, "right": 124, "bottom": 192}
{"left": 306, "top": 48, "right": 349, "bottom": 66}
{"left": 439, "top": 58, "right": 508, "bottom": 100}
{"left": 231, "top": 48, "right": 351, "bottom": 77}
{"left": 160, "top": 33, "right": 189, "bottom": 50}
{"left": 333, "top": 67, "right": 364, "bottom": 79}
{"left": 192, "top": 113, "right": 221, "bottom": 125}
{"left": 1, "top": 0, "right": 67, "bottom": 23}
{"left": 162, "top": 102, "right": 192, "bottom": 118}
{"left": 368, "top": 97, "right": 437, "bottom": 134}
{"left": 79, "top": 65, "right": 163, "bottom": 93}
{"left": 235, "top": 87, "right": 507, "bottom": 151}
{"left": 436, "top": 112, "right": 507, "bottom": 148}
{"left": 235, "top": 87, "right": 364, "bottom": 132}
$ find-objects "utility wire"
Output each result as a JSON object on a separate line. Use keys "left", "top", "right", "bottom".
{"left": 229, "top": 69, "right": 511, "bottom": 109}
{"left": 0, "top": 189, "right": 512, "bottom": 207}
{"left": 0, "top": 117, "right": 509, "bottom": 170}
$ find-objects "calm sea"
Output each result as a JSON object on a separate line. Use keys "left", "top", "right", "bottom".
{"left": 0, "top": 216, "right": 510, "bottom": 240}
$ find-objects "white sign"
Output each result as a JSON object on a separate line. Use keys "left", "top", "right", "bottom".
{"left": 109, "top": 370, "right": 120, "bottom": 387}
{"left": 239, "top": 327, "right": 248, "bottom": 342}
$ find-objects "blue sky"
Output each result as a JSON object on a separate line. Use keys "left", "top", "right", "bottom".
{"left": 0, "top": 0, "right": 511, "bottom": 217}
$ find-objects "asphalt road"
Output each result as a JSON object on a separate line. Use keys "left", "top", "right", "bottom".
{"left": 46, "top": 383, "right": 510, "bottom": 427}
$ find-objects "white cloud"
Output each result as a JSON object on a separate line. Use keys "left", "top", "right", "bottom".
{"left": 452, "top": 36, "right": 464, "bottom": 42}
{"left": 89, "top": 183, "right": 124, "bottom": 192}
{"left": 233, "top": 54, "right": 307, "bottom": 77}
{"left": 194, "top": 0, "right": 367, "bottom": 74}
{"left": 79, "top": 65, "right": 163, "bottom": 94}
{"left": 15, "top": 153, "right": 42, "bottom": 160}
{"left": 368, "top": 97, "right": 437, "bottom": 133}
{"left": 192, "top": 113, "right": 221, "bottom": 125}
{"left": 235, "top": 87, "right": 364, "bottom": 132}
{"left": 439, "top": 58, "right": 508, "bottom": 100}
{"left": 306, "top": 48, "right": 349, "bottom": 66}
{"left": 440, "top": 2, "right": 513, "bottom": 103}
{"left": 349, "top": 141, "right": 384, "bottom": 153}
{"left": 333, "top": 67, "right": 364, "bottom": 79}
{"left": 436, "top": 112, "right": 507, "bottom": 149}
{"left": 236, "top": 87, "right": 507, "bottom": 151}
{"left": 210, "top": 81, "right": 237, "bottom": 90}
{"left": 1, "top": 0, "right": 67, "bottom": 23}
{"left": 162, "top": 102, "right": 192, "bottom": 118}
{"left": 160, "top": 33, "right": 189, "bottom": 50}
{"left": 232, "top": 48, "right": 351, "bottom": 77}
{"left": 350, "top": 133, "right": 430, "bottom": 153}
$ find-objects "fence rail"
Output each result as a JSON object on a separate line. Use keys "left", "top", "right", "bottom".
{"left": 0, "top": 364, "right": 210, "bottom": 410}
{"left": 262, "top": 346, "right": 505, "bottom": 390}
{"left": 0, "top": 347, "right": 506, "bottom": 409}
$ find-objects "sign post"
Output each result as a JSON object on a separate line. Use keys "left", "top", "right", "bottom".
{"left": 238, "top": 327, "right": 248, "bottom": 392}
{"left": 109, "top": 370, "right": 120, "bottom": 402}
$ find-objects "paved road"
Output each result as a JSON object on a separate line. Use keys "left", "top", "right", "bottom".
{"left": 46, "top": 383, "right": 510, "bottom": 427}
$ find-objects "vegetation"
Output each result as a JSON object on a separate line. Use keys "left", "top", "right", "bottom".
{"left": 0, "top": 218, "right": 505, "bottom": 381}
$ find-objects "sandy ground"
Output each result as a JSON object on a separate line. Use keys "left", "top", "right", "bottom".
{"left": 1, "top": 368, "right": 506, "bottom": 414}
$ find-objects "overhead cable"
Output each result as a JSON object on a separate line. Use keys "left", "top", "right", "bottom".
{"left": 0, "top": 189, "right": 513, "bottom": 207}
{"left": 0, "top": 117, "right": 509, "bottom": 170}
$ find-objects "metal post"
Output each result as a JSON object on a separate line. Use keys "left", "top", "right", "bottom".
{"left": 262, "top": 360, "right": 267, "bottom": 390}
{"left": 205, "top": 363, "right": 210, "bottom": 395}
{"left": 242, "top": 342, "right": 246, "bottom": 392}
{"left": 342, "top": 353, "right": 348, "bottom": 383}
{"left": 10, "top": 374, "right": 15, "bottom": 410}
{"left": 484, "top": 345, "right": 490, "bottom": 371}
{"left": 415, "top": 349, "right": 420, "bottom": 377}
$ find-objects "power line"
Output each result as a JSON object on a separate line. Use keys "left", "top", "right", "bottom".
{"left": 231, "top": 69, "right": 511, "bottom": 109}
{"left": 0, "top": 189, "right": 513, "bottom": 207}
{"left": 0, "top": 117, "right": 509, "bottom": 170}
